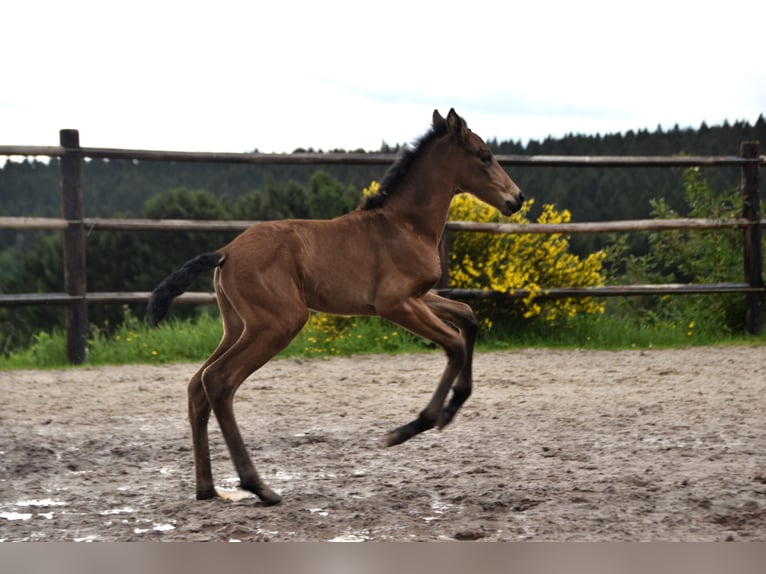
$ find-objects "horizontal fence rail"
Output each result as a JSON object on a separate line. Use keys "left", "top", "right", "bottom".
{"left": 2, "top": 283, "right": 764, "bottom": 309}
{"left": 1, "top": 132, "right": 764, "bottom": 362}
{"left": 1, "top": 144, "right": 764, "bottom": 167}
{"left": 2, "top": 216, "right": 764, "bottom": 234}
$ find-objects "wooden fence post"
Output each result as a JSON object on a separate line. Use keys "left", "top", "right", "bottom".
{"left": 60, "top": 129, "right": 88, "bottom": 363}
{"left": 741, "top": 141, "right": 763, "bottom": 335}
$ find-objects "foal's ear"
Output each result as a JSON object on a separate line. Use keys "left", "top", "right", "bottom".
{"left": 432, "top": 109, "right": 446, "bottom": 129}
{"left": 446, "top": 108, "right": 468, "bottom": 141}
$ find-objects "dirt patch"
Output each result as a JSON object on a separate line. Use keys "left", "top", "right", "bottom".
{"left": 1, "top": 346, "right": 765, "bottom": 541}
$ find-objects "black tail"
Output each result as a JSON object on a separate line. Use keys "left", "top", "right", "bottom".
{"left": 147, "top": 252, "right": 224, "bottom": 327}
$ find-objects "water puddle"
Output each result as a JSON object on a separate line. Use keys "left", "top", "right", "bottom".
{"left": 329, "top": 533, "right": 368, "bottom": 542}
{"left": 134, "top": 523, "right": 176, "bottom": 534}
{"left": 2, "top": 495, "right": 178, "bottom": 539}
{"left": 423, "top": 495, "right": 454, "bottom": 522}
{"left": 1, "top": 498, "right": 68, "bottom": 522}
{"left": 100, "top": 507, "right": 136, "bottom": 516}
{"left": 16, "top": 499, "right": 66, "bottom": 508}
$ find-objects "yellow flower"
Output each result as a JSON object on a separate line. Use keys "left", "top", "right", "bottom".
{"left": 362, "top": 180, "right": 381, "bottom": 198}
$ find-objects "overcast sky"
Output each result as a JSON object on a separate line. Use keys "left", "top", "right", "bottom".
{"left": 3, "top": 0, "right": 764, "bottom": 154}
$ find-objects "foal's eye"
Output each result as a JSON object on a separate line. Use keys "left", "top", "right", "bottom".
{"left": 479, "top": 151, "right": 492, "bottom": 163}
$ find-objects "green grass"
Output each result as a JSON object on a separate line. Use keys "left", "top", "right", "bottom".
{"left": 1, "top": 308, "right": 762, "bottom": 370}
{"left": 480, "top": 313, "right": 759, "bottom": 351}
{"left": 0, "top": 312, "right": 428, "bottom": 370}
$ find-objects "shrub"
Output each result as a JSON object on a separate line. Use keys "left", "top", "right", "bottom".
{"left": 447, "top": 193, "right": 606, "bottom": 325}
{"left": 606, "top": 167, "right": 758, "bottom": 334}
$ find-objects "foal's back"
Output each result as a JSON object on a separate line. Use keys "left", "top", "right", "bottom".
{"left": 217, "top": 209, "right": 439, "bottom": 316}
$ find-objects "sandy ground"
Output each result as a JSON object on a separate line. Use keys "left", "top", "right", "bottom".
{"left": 1, "top": 346, "right": 765, "bottom": 542}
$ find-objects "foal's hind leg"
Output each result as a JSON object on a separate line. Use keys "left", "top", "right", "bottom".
{"left": 423, "top": 292, "right": 479, "bottom": 429}
{"left": 201, "top": 307, "right": 307, "bottom": 505}
{"left": 189, "top": 370, "right": 216, "bottom": 500}
{"left": 189, "top": 280, "right": 244, "bottom": 499}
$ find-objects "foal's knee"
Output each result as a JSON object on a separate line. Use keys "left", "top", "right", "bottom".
{"left": 444, "top": 339, "right": 467, "bottom": 366}
{"left": 457, "top": 304, "right": 479, "bottom": 338}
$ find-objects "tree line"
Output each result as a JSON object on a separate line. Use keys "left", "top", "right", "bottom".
{"left": 2, "top": 115, "right": 763, "bottom": 222}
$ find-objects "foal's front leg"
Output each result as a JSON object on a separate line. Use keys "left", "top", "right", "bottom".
{"left": 379, "top": 296, "right": 468, "bottom": 446}
{"left": 423, "top": 292, "right": 480, "bottom": 429}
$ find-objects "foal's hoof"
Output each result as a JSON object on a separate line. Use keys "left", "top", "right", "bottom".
{"left": 196, "top": 488, "right": 219, "bottom": 500}
{"left": 242, "top": 483, "right": 282, "bottom": 506}
{"left": 384, "top": 429, "right": 407, "bottom": 447}
{"left": 384, "top": 414, "right": 436, "bottom": 447}
{"left": 257, "top": 488, "right": 283, "bottom": 507}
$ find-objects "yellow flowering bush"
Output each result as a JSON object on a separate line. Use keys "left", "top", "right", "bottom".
{"left": 448, "top": 193, "right": 606, "bottom": 323}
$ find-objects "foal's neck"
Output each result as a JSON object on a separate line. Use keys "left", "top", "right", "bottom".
{"left": 384, "top": 139, "right": 457, "bottom": 245}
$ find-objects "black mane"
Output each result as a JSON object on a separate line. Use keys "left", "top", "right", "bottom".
{"left": 360, "top": 120, "right": 448, "bottom": 210}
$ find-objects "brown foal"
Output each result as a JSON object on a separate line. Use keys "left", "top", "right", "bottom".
{"left": 148, "top": 109, "right": 524, "bottom": 505}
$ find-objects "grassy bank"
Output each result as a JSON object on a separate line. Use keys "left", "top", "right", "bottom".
{"left": 1, "top": 309, "right": 762, "bottom": 370}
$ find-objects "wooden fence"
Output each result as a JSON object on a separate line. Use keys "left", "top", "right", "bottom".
{"left": 0, "top": 130, "right": 763, "bottom": 363}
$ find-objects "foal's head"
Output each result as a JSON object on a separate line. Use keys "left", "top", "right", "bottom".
{"left": 435, "top": 109, "right": 524, "bottom": 216}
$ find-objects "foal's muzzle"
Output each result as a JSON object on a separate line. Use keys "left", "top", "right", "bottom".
{"left": 502, "top": 191, "right": 525, "bottom": 216}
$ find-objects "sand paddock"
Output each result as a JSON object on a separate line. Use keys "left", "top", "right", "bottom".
{"left": 1, "top": 346, "right": 765, "bottom": 541}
